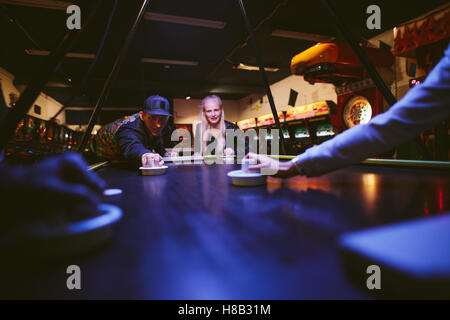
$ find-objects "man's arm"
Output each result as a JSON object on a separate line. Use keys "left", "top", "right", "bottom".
{"left": 116, "top": 126, "right": 151, "bottom": 166}
{"left": 154, "top": 135, "right": 167, "bottom": 156}
{"left": 292, "top": 44, "right": 450, "bottom": 177}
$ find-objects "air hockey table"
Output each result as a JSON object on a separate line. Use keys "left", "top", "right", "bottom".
{"left": 1, "top": 159, "right": 449, "bottom": 299}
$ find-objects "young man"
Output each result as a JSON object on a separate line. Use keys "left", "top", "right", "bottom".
{"left": 247, "top": 43, "right": 450, "bottom": 177}
{"left": 90, "top": 95, "right": 174, "bottom": 167}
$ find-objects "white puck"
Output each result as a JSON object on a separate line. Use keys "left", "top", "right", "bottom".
{"left": 103, "top": 188, "right": 123, "bottom": 196}
{"left": 227, "top": 170, "right": 267, "bottom": 187}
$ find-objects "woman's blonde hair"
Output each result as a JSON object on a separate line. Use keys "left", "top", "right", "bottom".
{"left": 200, "top": 95, "right": 226, "bottom": 155}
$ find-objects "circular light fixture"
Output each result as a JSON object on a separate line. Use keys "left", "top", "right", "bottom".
{"left": 343, "top": 95, "right": 372, "bottom": 128}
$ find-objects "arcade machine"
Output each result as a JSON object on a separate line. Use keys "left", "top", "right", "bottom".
{"left": 5, "top": 113, "right": 81, "bottom": 160}
{"left": 392, "top": 7, "right": 449, "bottom": 161}
{"left": 290, "top": 42, "right": 395, "bottom": 135}
{"left": 304, "top": 100, "right": 337, "bottom": 146}
{"left": 285, "top": 100, "right": 336, "bottom": 153}
{"left": 255, "top": 112, "right": 286, "bottom": 154}
{"left": 237, "top": 116, "right": 258, "bottom": 133}
{"left": 236, "top": 118, "right": 257, "bottom": 133}
{"left": 237, "top": 117, "right": 258, "bottom": 151}
{"left": 285, "top": 106, "right": 310, "bottom": 154}
{"left": 60, "top": 126, "right": 72, "bottom": 151}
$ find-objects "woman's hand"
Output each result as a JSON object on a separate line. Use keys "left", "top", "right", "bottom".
{"left": 245, "top": 153, "right": 299, "bottom": 178}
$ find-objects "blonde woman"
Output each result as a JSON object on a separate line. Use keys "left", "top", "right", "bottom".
{"left": 194, "top": 95, "right": 239, "bottom": 156}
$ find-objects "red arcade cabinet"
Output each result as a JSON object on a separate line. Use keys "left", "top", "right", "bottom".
{"left": 290, "top": 42, "right": 394, "bottom": 133}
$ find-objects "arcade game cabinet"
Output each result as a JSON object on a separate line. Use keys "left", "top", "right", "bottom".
{"left": 393, "top": 7, "right": 449, "bottom": 161}
{"left": 285, "top": 100, "right": 336, "bottom": 153}
{"left": 291, "top": 42, "right": 394, "bottom": 135}
{"left": 255, "top": 112, "right": 286, "bottom": 154}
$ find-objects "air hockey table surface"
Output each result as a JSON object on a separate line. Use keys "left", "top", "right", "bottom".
{"left": 2, "top": 161, "right": 449, "bottom": 299}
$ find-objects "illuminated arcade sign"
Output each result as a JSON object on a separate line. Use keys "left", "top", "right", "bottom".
{"left": 343, "top": 96, "right": 372, "bottom": 128}
{"left": 285, "top": 101, "right": 330, "bottom": 121}
{"left": 256, "top": 112, "right": 284, "bottom": 127}
{"left": 237, "top": 118, "right": 257, "bottom": 130}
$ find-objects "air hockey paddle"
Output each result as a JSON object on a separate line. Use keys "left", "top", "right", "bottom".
{"left": 228, "top": 158, "right": 266, "bottom": 186}
{"left": 140, "top": 166, "right": 168, "bottom": 175}
{"left": 162, "top": 156, "right": 204, "bottom": 162}
{"left": 0, "top": 204, "right": 123, "bottom": 257}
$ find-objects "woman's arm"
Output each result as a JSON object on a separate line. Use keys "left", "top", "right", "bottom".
{"left": 292, "top": 45, "right": 450, "bottom": 177}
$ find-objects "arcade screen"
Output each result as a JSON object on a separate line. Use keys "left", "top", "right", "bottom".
{"left": 295, "top": 126, "right": 310, "bottom": 139}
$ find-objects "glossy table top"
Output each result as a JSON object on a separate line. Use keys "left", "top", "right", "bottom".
{"left": 2, "top": 161, "right": 449, "bottom": 299}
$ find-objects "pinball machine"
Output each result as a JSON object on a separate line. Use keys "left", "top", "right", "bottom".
{"left": 5, "top": 114, "right": 80, "bottom": 161}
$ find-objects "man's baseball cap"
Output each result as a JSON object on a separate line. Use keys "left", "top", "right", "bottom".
{"left": 143, "top": 95, "right": 172, "bottom": 117}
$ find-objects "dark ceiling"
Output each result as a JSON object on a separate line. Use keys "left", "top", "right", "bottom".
{"left": 0, "top": 0, "right": 448, "bottom": 113}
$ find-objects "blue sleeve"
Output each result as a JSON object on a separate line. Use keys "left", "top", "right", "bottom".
{"left": 154, "top": 135, "right": 166, "bottom": 156}
{"left": 116, "top": 126, "right": 150, "bottom": 166}
{"left": 292, "top": 44, "right": 450, "bottom": 177}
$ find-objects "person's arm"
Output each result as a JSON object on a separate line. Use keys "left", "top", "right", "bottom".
{"left": 154, "top": 135, "right": 167, "bottom": 157}
{"left": 0, "top": 153, "right": 105, "bottom": 224}
{"left": 292, "top": 44, "right": 450, "bottom": 177}
{"left": 116, "top": 126, "right": 151, "bottom": 167}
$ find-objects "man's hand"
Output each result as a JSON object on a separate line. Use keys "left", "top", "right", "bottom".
{"left": 141, "top": 152, "right": 164, "bottom": 167}
{"left": 0, "top": 152, "right": 106, "bottom": 223}
{"left": 224, "top": 148, "right": 235, "bottom": 156}
{"left": 245, "top": 153, "right": 299, "bottom": 178}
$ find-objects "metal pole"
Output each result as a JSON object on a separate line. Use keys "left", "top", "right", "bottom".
{"left": 237, "top": 0, "right": 287, "bottom": 155}
{"left": 321, "top": 0, "right": 397, "bottom": 105}
{"left": 50, "top": 0, "right": 119, "bottom": 122}
{"left": 0, "top": 0, "right": 104, "bottom": 151}
{"left": 78, "top": 0, "right": 151, "bottom": 152}
{"left": 320, "top": 0, "right": 430, "bottom": 159}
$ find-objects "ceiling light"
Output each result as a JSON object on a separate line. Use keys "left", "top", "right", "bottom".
{"left": 271, "top": 29, "right": 335, "bottom": 42}
{"left": 145, "top": 12, "right": 226, "bottom": 29}
{"left": 234, "top": 63, "right": 279, "bottom": 72}
{"left": 141, "top": 58, "right": 198, "bottom": 66}
{"left": 25, "top": 49, "right": 95, "bottom": 59}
